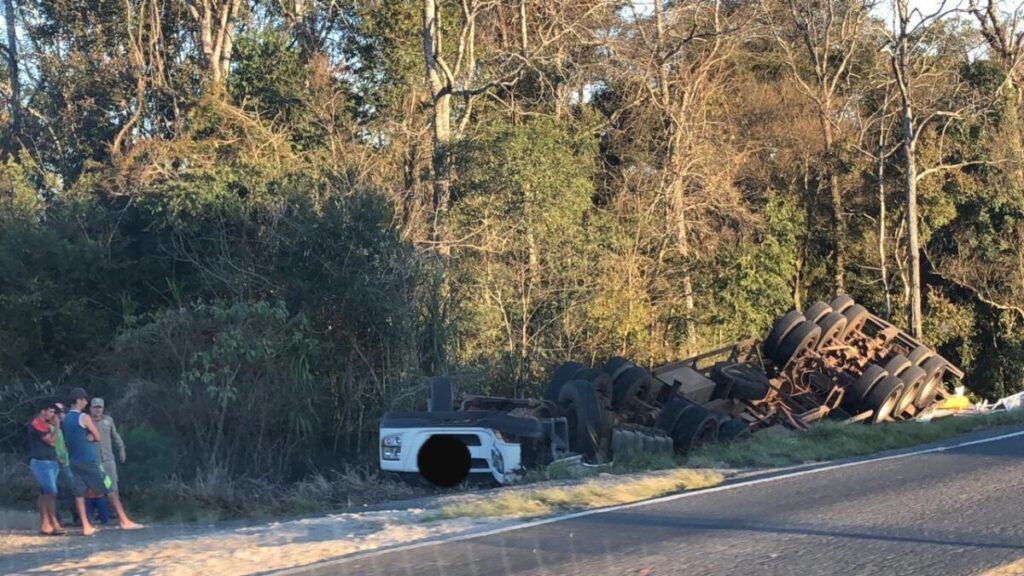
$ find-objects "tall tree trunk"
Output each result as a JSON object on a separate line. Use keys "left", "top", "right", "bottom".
{"left": 877, "top": 134, "right": 892, "bottom": 320}
{"left": 902, "top": 104, "right": 923, "bottom": 338}
{"left": 822, "top": 110, "right": 846, "bottom": 293}
{"left": 423, "top": 0, "right": 451, "bottom": 250}
{"left": 185, "top": 0, "right": 241, "bottom": 89}
{"left": 893, "top": 1, "right": 924, "bottom": 338}
{"left": 654, "top": 0, "right": 697, "bottom": 350}
{"left": 3, "top": 0, "right": 20, "bottom": 138}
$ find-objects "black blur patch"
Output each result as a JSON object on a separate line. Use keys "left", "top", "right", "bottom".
{"left": 417, "top": 435, "right": 472, "bottom": 487}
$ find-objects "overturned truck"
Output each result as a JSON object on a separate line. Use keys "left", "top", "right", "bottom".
{"left": 379, "top": 295, "right": 963, "bottom": 484}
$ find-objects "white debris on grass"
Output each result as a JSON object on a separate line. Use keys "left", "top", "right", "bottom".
{"left": 6, "top": 508, "right": 521, "bottom": 576}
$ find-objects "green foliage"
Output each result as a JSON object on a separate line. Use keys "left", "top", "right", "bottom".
{"left": 703, "top": 193, "right": 803, "bottom": 342}
{"left": 0, "top": 158, "right": 113, "bottom": 380}
{"left": 120, "top": 425, "right": 176, "bottom": 488}
{"left": 449, "top": 118, "right": 603, "bottom": 393}
{"left": 110, "top": 300, "right": 319, "bottom": 479}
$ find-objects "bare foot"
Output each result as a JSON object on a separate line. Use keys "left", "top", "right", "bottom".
{"left": 120, "top": 521, "right": 144, "bottom": 530}
{"left": 82, "top": 525, "right": 98, "bottom": 537}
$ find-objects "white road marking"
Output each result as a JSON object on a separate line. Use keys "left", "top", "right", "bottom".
{"left": 273, "top": 427, "right": 1024, "bottom": 574}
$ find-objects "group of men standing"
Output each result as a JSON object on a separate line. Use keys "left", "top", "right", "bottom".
{"left": 26, "top": 387, "right": 143, "bottom": 535}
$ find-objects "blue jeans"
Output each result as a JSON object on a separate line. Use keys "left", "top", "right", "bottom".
{"left": 29, "top": 459, "right": 59, "bottom": 495}
{"left": 86, "top": 496, "right": 109, "bottom": 524}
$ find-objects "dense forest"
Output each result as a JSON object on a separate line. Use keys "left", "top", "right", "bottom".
{"left": 2, "top": 0, "right": 1024, "bottom": 489}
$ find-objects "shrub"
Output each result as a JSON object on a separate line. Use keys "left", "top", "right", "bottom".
{"left": 119, "top": 425, "right": 176, "bottom": 488}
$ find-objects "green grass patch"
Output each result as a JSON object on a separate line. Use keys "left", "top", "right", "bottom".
{"left": 433, "top": 468, "right": 724, "bottom": 521}
{"left": 499, "top": 411, "right": 1024, "bottom": 524}
{"left": 688, "top": 410, "right": 1024, "bottom": 469}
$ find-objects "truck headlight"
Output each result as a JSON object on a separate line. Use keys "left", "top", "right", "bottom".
{"left": 381, "top": 434, "right": 402, "bottom": 460}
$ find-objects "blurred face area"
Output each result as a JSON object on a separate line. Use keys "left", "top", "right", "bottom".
{"left": 90, "top": 404, "right": 104, "bottom": 419}
{"left": 39, "top": 407, "right": 55, "bottom": 423}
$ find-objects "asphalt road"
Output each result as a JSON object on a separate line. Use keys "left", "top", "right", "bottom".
{"left": 290, "top": 428, "right": 1024, "bottom": 576}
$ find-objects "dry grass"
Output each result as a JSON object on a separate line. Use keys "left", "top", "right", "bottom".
{"left": 434, "top": 468, "right": 724, "bottom": 520}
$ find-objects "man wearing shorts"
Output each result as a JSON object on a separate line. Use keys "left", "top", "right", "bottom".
{"left": 89, "top": 397, "right": 125, "bottom": 494}
{"left": 51, "top": 403, "right": 78, "bottom": 525}
{"left": 62, "top": 387, "right": 143, "bottom": 535}
{"left": 26, "top": 402, "right": 62, "bottom": 535}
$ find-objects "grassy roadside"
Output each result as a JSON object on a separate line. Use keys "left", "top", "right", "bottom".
{"left": 688, "top": 409, "right": 1024, "bottom": 469}
{"left": 432, "top": 468, "right": 724, "bottom": 520}
{"left": 431, "top": 410, "right": 1024, "bottom": 522}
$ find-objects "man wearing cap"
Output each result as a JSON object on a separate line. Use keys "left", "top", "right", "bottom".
{"left": 89, "top": 397, "right": 126, "bottom": 495}
{"left": 62, "top": 387, "right": 143, "bottom": 535}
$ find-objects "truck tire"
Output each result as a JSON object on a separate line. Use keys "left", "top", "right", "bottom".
{"left": 713, "top": 361, "right": 771, "bottom": 401}
{"left": 815, "top": 312, "right": 848, "bottom": 351}
{"left": 830, "top": 294, "right": 856, "bottom": 314}
{"left": 883, "top": 355, "right": 912, "bottom": 378}
{"left": 710, "top": 410, "right": 731, "bottom": 425}
{"left": 428, "top": 378, "right": 453, "bottom": 412}
{"left": 915, "top": 357, "right": 947, "bottom": 409}
{"left": 718, "top": 418, "right": 752, "bottom": 442}
{"left": 671, "top": 406, "right": 719, "bottom": 455}
{"left": 613, "top": 366, "right": 655, "bottom": 410}
{"left": 557, "top": 379, "right": 605, "bottom": 460}
{"left": 907, "top": 345, "right": 935, "bottom": 366}
{"left": 863, "top": 375, "right": 904, "bottom": 423}
{"left": 576, "top": 368, "right": 614, "bottom": 403}
{"left": 840, "top": 304, "right": 870, "bottom": 340}
{"left": 804, "top": 301, "right": 832, "bottom": 324}
{"left": 843, "top": 364, "right": 888, "bottom": 413}
{"left": 895, "top": 365, "right": 927, "bottom": 416}
{"left": 656, "top": 397, "right": 695, "bottom": 435}
{"left": 601, "top": 356, "right": 635, "bottom": 384}
{"left": 764, "top": 310, "right": 804, "bottom": 358}
{"left": 772, "top": 320, "right": 821, "bottom": 366}
{"left": 544, "top": 361, "right": 588, "bottom": 402}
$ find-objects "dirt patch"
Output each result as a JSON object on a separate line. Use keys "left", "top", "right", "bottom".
{"left": 3, "top": 509, "right": 515, "bottom": 575}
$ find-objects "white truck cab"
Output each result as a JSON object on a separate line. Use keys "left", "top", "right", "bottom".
{"left": 379, "top": 380, "right": 570, "bottom": 486}
{"left": 379, "top": 419, "right": 524, "bottom": 484}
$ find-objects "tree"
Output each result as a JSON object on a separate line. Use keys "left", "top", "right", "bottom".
{"left": 2, "top": 0, "right": 20, "bottom": 140}
{"left": 184, "top": 0, "right": 245, "bottom": 87}
{"left": 886, "top": 0, "right": 972, "bottom": 337}
{"left": 449, "top": 118, "right": 600, "bottom": 394}
{"left": 602, "top": 0, "right": 751, "bottom": 351}
{"left": 773, "top": 0, "right": 876, "bottom": 292}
